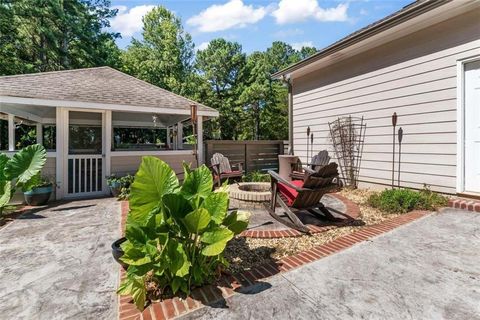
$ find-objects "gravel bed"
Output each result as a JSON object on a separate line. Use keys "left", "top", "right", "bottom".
{"left": 225, "top": 188, "right": 402, "bottom": 274}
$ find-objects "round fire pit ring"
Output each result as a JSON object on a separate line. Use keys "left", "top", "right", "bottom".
{"left": 229, "top": 182, "right": 271, "bottom": 209}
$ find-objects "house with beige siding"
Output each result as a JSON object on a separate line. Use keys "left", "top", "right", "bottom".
{"left": 0, "top": 67, "right": 218, "bottom": 200}
{"left": 273, "top": 0, "right": 480, "bottom": 196}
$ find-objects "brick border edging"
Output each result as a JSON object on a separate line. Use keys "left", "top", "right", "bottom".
{"left": 448, "top": 198, "right": 480, "bottom": 212}
{"left": 118, "top": 201, "right": 429, "bottom": 320}
{"left": 240, "top": 193, "right": 361, "bottom": 238}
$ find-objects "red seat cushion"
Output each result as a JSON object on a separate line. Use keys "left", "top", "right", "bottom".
{"left": 278, "top": 180, "right": 304, "bottom": 206}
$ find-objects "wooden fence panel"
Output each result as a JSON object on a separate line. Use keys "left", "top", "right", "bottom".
{"left": 205, "top": 140, "right": 285, "bottom": 174}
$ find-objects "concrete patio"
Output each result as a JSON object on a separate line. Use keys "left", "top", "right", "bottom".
{"left": 0, "top": 198, "right": 120, "bottom": 319}
{"left": 181, "top": 208, "right": 480, "bottom": 320}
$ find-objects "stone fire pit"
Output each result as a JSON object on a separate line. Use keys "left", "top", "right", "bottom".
{"left": 229, "top": 182, "right": 271, "bottom": 209}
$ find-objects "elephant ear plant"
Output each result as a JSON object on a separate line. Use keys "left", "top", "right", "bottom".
{"left": 0, "top": 144, "right": 47, "bottom": 215}
{"left": 118, "top": 157, "right": 250, "bottom": 310}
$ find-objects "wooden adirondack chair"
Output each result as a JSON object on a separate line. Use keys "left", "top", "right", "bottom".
{"left": 210, "top": 153, "right": 244, "bottom": 187}
{"left": 290, "top": 150, "right": 331, "bottom": 180}
{"left": 267, "top": 162, "right": 342, "bottom": 233}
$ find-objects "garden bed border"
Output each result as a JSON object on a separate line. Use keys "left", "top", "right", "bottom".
{"left": 448, "top": 198, "right": 480, "bottom": 212}
{"left": 117, "top": 199, "right": 430, "bottom": 320}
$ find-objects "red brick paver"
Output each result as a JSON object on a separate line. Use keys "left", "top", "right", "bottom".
{"left": 448, "top": 198, "right": 480, "bottom": 213}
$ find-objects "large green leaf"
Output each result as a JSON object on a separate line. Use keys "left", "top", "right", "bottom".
{"left": 117, "top": 275, "right": 147, "bottom": 311}
{"left": 180, "top": 165, "right": 213, "bottom": 200}
{"left": 182, "top": 208, "right": 211, "bottom": 234}
{"left": 162, "top": 193, "right": 193, "bottom": 222}
{"left": 201, "top": 226, "right": 234, "bottom": 256}
{"left": 129, "top": 157, "right": 179, "bottom": 225}
{"left": 4, "top": 144, "right": 46, "bottom": 183}
{"left": 222, "top": 210, "right": 250, "bottom": 235}
{"left": 0, "top": 181, "right": 12, "bottom": 208}
{"left": 0, "top": 153, "right": 9, "bottom": 181}
{"left": 166, "top": 240, "right": 191, "bottom": 277}
{"left": 125, "top": 223, "right": 148, "bottom": 246}
{"left": 120, "top": 247, "right": 151, "bottom": 266}
{"left": 202, "top": 191, "right": 229, "bottom": 224}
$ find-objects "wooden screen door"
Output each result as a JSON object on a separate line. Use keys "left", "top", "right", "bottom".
{"left": 464, "top": 60, "right": 480, "bottom": 193}
{"left": 65, "top": 110, "right": 105, "bottom": 197}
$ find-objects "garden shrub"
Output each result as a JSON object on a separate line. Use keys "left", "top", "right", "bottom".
{"left": 242, "top": 171, "right": 270, "bottom": 183}
{"left": 118, "top": 174, "right": 135, "bottom": 200}
{"left": 118, "top": 157, "right": 250, "bottom": 310}
{"left": 368, "top": 186, "right": 448, "bottom": 214}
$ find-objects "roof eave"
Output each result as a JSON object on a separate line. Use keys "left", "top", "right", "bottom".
{"left": 0, "top": 96, "right": 220, "bottom": 117}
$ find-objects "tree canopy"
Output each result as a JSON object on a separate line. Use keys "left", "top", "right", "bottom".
{"left": 0, "top": 3, "right": 317, "bottom": 141}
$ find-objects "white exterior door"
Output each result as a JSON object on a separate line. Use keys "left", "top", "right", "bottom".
{"left": 464, "top": 60, "right": 480, "bottom": 193}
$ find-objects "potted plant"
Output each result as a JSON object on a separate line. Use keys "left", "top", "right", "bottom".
{"left": 112, "top": 237, "right": 129, "bottom": 270}
{"left": 0, "top": 144, "right": 47, "bottom": 215}
{"left": 22, "top": 174, "right": 53, "bottom": 206}
{"left": 107, "top": 175, "right": 122, "bottom": 197}
{"left": 117, "top": 174, "right": 134, "bottom": 200}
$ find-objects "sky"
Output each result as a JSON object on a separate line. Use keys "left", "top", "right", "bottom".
{"left": 108, "top": 0, "right": 413, "bottom": 53}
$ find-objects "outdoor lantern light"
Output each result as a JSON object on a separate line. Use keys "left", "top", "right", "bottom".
{"left": 391, "top": 112, "right": 398, "bottom": 188}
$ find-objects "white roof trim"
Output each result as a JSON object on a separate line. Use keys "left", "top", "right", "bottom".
{"left": 0, "top": 96, "right": 219, "bottom": 117}
{"left": 284, "top": 1, "right": 477, "bottom": 80}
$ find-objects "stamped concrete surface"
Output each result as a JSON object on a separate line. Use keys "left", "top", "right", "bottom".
{"left": 182, "top": 208, "right": 480, "bottom": 320}
{"left": 0, "top": 198, "right": 120, "bottom": 320}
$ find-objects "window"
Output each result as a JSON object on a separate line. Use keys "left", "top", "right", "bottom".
{"left": 43, "top": 125, "right": 56, "bottom": 151}
{"left": 69, "top": 125, "right": 102, "bottom": 154}
{"left": 0, "top": 118, "right": 7, "bottom": 150}
{"left": 15, "top": 119, "right": 36, "bottom": 150}
{"left": 113, "top": 127, "right": 168, "bottom": 151}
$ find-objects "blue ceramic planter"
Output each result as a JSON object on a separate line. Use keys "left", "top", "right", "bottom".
{"left": 24, "top": 185, "right": 53, "bottom": 206}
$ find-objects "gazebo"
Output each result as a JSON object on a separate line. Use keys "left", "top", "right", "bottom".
{"left": 0, "top": 67, "right": 218, "bottom": 199}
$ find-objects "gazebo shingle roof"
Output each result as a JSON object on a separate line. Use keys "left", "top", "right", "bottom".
{"left": 0, "top": 67, "right": 216, "bottom": 113}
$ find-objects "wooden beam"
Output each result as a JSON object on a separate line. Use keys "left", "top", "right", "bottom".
{"left": 1, "top": 105, "right": 44, "bottom": 123}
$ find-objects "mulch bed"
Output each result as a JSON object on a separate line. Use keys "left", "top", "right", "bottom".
{"left": 224, "top": 188, "right": 403, "bottom": 274}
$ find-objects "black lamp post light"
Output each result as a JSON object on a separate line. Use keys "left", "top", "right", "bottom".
{"left": 306, "top": 126, "right": 311, "bottom": 165}
{"left": 391, "top": 112, "right": 397, "bottom": 188}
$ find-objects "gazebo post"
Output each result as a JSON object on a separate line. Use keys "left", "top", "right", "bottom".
{"left": 7, "top": 114, "right": 14, "bottom": 151}
{"left": 36, "top": 123, "right": 43, "bottom": 145}
{"left": 55, "top": 107, "right": 67, "bottom": 200}
{"left": 104, "top": 110, "right": 112, "bottom": 193}
{"left": 177, "top": 122, "right": 183, "bottom": 150}
{"left": 197, "top": 115, "right": 203, "bottom": 165}
{"left": 166, "top": 127, "right": 171, "bottom": 149}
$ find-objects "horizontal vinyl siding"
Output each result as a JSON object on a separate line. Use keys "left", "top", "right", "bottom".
{"left": 110, "top": 154, "right": 196, "bottom": 179}
{"left": 291, "top": 10, "right": 480, "bottom": 194}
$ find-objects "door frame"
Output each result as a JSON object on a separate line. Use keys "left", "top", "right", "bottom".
{"left": 456, "top": 55, "right": 480, "bottom": 194}
{"left": 56, "top": 107, "right": 111, "bottom": 199}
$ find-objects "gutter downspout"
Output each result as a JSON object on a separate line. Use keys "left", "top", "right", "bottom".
{"left": 282, "top": 75, "right": 294, "bottom": 155}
